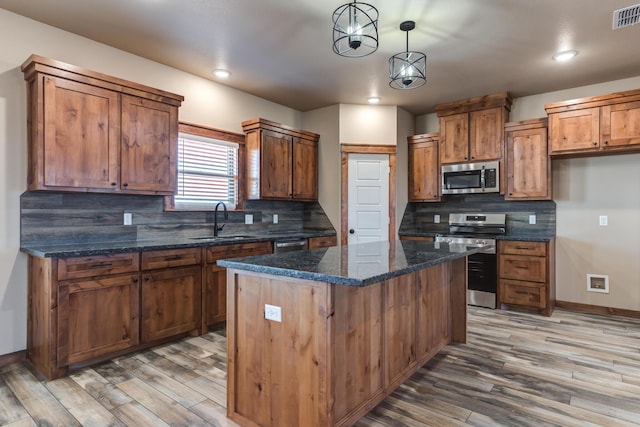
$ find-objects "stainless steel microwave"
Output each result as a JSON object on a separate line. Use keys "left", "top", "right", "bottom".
{"left": 442, "top": 160, "right": 499, "bottom": 194}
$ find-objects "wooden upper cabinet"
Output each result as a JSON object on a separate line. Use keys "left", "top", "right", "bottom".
{"left": 121, "top": 95, "right": 178, "bottom": 193}
{"left": 242, "top": 118, "right": 320, "bottom": 201}
{"left": 504, "top": 118, "right": 551, "bottom": 200}
{"left": 436, "top": 93, "right": 511, "bottom": 165}
{"left": 439, "top": 114, "right": 469, "bottom": 163}
{"left": 407, "top": 133, "right": 440, "bottom": 202}
{"left": 545, "top": 88, "right": 640, "bottom": 157}
{"left": 22, "top": 55, "right": 183, "bottom": 194}
{"left": 293, "top": 137, "right": 318, "bottom": 200}
{"left": 41, "top": 76, "right": 120, "bottom": 190}
{"left": 548, "top": 108, "right": 599, "bottom": 153}
{"left": 601, "top": 101, "right": 640, "bottom": 148}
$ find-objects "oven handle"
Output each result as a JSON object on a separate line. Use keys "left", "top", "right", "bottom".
{"left": 275, "top": 240, "right": 307, "bottom": 248}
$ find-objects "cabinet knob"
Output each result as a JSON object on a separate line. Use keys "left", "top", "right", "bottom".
{"left": 604, "top": 141, "right": 609, "bottom": 145}
{"left": 132, "top": 277, "right": 138, "bottom": 283}
{"left": 123, "top": 183, "right": 129, "bottom": 187}
{"left": 592, "top": 141, "right": 598, "bottom": 146}
{"left": 471, "top": 156, "right": 475, "bottom": 159}
{"left": 110, "top": 182, "right": 117, "bottom": 186}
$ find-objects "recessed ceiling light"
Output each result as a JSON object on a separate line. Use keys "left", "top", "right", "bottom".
{"left": 368, "top": 96, "right": 381, "bottom": 104}
{"left": 213, "top": 69, "right": 231, "bottom": 78}
{"left": 552, "top": 50, "right": 578, "bottom": 62}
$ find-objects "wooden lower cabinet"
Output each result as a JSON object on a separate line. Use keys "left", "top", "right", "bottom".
{"left": 308, "top": 235, "right": 337, "bottom": 249}
{"left": 58, "top": 274, "right": 140, "bottom": 366}
{"left": 498, "top": 239, "right": 555, "bottom": 316}
{"left": 203, "top": 241, "right": 272, "bottom": 331}
{"left": 140, "top": 266, "right": 201, "bottom": 342}
{"left": 399, "top": 235, "right": 435, "bottom": 242}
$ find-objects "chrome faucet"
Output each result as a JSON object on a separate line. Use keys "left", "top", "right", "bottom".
{"left": 213, "top": 202, "right": 228, "bottom": 237}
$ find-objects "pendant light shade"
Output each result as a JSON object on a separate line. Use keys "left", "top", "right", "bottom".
{"left": 389, "top": 21, "right": 427, "bottom": 89}
{"left": 332, "top": 1, "right": 379, "bottom": 57}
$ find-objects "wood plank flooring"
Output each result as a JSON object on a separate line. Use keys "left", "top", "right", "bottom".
{"left": 2, "top": 307, "right": 640, "bottom": 426}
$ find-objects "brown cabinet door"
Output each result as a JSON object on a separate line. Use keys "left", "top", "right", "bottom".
{"left": 439, "top": 113, "right": 469, "bottom": 164}
{"left": 42, "top": 76, "right": 120, "bottom": 189}
{"left": 601, "top": 101, "right": 640, "bottom": 148}
{"left": 292, "top": 137, "right": 318, "bottom": 200}
{"left": 141, "top": 266, "right": 201, "bottom": 342}
{"left": 408, "top": 139, "right": 440, "bottom": 201}
{"left": 204, "top": 242, "right": 272, "bottom": 328}
{"left": 260, "top": 130, "right": 292, "bottom": 198}
{"left": 548, "top": 108, "right": 600, "bottom": 154}
{"left": 505, "top": 126, "right": 550, "bottom": 200}
{"left": 121, "top": 94, "right": 178, "bottom": 194}
{"left": 470, "top": 107, "right": 504, "bottom": 161}
{"left": 57, "top": 274, "right": 139, "bottom": 366}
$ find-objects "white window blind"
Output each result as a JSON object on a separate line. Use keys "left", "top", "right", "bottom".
{"left": 175, "top": 133, "right": 238, "bottom": 210}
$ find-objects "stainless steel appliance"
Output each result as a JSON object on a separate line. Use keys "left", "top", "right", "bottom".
{"left": 442, "top": 160, "right": 499, "bottom": 194}
{"left": 273, "top": 239, "right": 308, "bottom": 253}
{"left": 435, "top": 213, "right": 506, "bottom": 309}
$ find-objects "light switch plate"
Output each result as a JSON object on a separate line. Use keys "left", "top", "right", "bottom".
{"left": 599, "top": 215, "right": 608, "bottom": 226}
{"left": 265, "top": 304, "right": 282, "bottom": 322}
{"left": 529, "top": 215, "right": 536, "bottom": 225}
{"left": 273, "top": 214, "right": 279, "bottom": 224}
{"left": 245, "top": 214, "right": 253, "bottom": 225}
{"left": 434, "top": 214, "right": 440, "bottom": 224}
{"left": 123, "top": 212, "right": 132, "bottom": 226}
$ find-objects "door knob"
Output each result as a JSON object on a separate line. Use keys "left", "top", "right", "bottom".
{"left": 349, "top": 229, "right": 355, "bottom": 234}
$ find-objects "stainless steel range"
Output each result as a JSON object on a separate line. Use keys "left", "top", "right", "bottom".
{"left": 435, "top": 213, "right": 506, "bottom": 309}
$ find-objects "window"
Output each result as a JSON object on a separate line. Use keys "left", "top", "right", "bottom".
{"left": 174, "top": 125, "right": 240, "bottom": 210}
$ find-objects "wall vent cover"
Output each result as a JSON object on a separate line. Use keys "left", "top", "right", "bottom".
{"left": 613, "top": 4, "right": 640, "bottom": 29}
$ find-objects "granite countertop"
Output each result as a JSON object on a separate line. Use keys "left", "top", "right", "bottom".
{"left": 20, "top": 231, "right": 336, "bottom": 258}
{"left": 398, "top": 231, "right": 555, "bottom": 242}
{"left": 217, "top": 239, "right": 484, "bottom": 287}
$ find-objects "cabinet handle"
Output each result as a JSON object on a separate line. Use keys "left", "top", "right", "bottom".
{"left": 604, "top": 141, "right": 609, "bottom": 145}
{"left": 515, "top": 246, "right": 532, "bottom": 250}
{"left": 471, "top": 156, "right": 475, "bottom": 160}
{"left": 132, "top": 277, "right": 138, "bottom": 283}
{"left": 123, "top": 183, "right": 129, "bottom": 187}
{"left": 165, "top": 255, "right": 183, "bottom": 261}
{"left": 509, "top": 193, "right": 513, "bottom": 196}
{"left": 515, "top": 290, "right": 529, "bottom": 295}
{"left": 592, "top": 141, "right": 597, "bottom": 146}
{"left": 515, "top": 265, "right": 529, "bottom": 270}
{"left": 144, "top": 276, "right": 150, "bottom": 281}
{"left": 110, "top": 182, "right": 117, "bottom": 186}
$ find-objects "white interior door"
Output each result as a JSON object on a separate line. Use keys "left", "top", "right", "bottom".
{"left": 347, "top": 153, "right": 390, "bottom": 245}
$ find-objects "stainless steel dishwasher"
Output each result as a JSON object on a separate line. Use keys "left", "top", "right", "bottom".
{"left": 273, "top": 239, "right": 308, "bottom": 253}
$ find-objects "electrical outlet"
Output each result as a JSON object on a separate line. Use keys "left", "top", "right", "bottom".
{"left": 529, "top": 215, "right": 536, "bottom": 225}
{"left": 273, "top": 214, "right": 279, "bottom": 224}
{"left": 265, "top": 304, "right": 282, "bottom": 322}
{"left": 434, "top": 214, "right": 440, "bottom": 224}
{"left": 245, "top": 214, "right": 253, "bottom": 225}
{"left": 123, "top": 212, "right": 132, "bottom": 226}
{"left": 599, "top": 215, "right": 608, "bottom": 226}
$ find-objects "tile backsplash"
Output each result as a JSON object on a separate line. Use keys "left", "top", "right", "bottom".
{"left": 20, "top": 192, "right": 335, "bottom": 246}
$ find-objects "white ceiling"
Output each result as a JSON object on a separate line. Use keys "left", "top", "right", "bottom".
{"left": 2, "top": 0, "right": 640, "bottom": 114}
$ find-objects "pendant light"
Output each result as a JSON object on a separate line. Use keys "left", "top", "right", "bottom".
{"left": 332, "top": 1, "right": 379, "bottom": 57}
{"left": 389, "top": 21, "right": 427, "bottom": 89}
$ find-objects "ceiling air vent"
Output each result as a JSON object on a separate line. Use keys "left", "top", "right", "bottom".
{"left": 613, "top": 4, "right": 640, "bottom": 29}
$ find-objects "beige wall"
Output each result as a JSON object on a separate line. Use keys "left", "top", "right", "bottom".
{"left": 302, "top": 106, "right": 341, "bottom": 241}
{"left": 338, "top": 104, "right": 398, "bottom": 144}
{"left": 395, "top": 108, "right": 414, "bottom": 236}
{"left": 416, "top": 76, "right": 640, "bottom": 311}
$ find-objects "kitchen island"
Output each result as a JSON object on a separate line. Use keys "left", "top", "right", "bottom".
{"left": 218, "top": 239, "right": 480, "bottom": 427}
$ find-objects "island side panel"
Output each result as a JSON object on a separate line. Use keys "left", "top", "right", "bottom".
{"left": 226, "top": 269, "right": 331, "bottom": 427}
{"left": 331, "top": 282, "right": 384, "bottom": 422}
{"left": 416, "top": 262, "right": 451, "bottom": 360}
{"left": 450, "top": 257, "right": 468, "bottom": 343}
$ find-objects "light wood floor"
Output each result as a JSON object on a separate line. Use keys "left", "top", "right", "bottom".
{"left": 2, "top": 307, "right": 640, "bottom": 426}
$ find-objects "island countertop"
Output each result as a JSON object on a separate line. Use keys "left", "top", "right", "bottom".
{"left": 217, "top": 239, "right": 483, "bottom": 286}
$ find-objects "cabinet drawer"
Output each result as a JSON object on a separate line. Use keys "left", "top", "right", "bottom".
{"left": 141, "top": 247, "right": 202, "bottom": 270}
{"left": 499, "top": 240, "right": 546, "bottom": 257}
{"left": 500, "top": 279, "right": 546, "bottom": 308}
{"left": 499, "top": 254, "right": 546, "bottom": 283}
{"left": 58, "top": 253, "right": 139, "bottom": 280}
{"left": 206, "top": 241, "right": 272, "bottom": 264}
{"left": 308, "top": 236, "right": 337, "bottom": 249}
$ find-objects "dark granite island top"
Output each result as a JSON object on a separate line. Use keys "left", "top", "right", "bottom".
{"left": 217, "top": 239, "right": 484, "bottom": 287}
{"left": 224, "top": 239, "right": 471, "bottom": 427}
